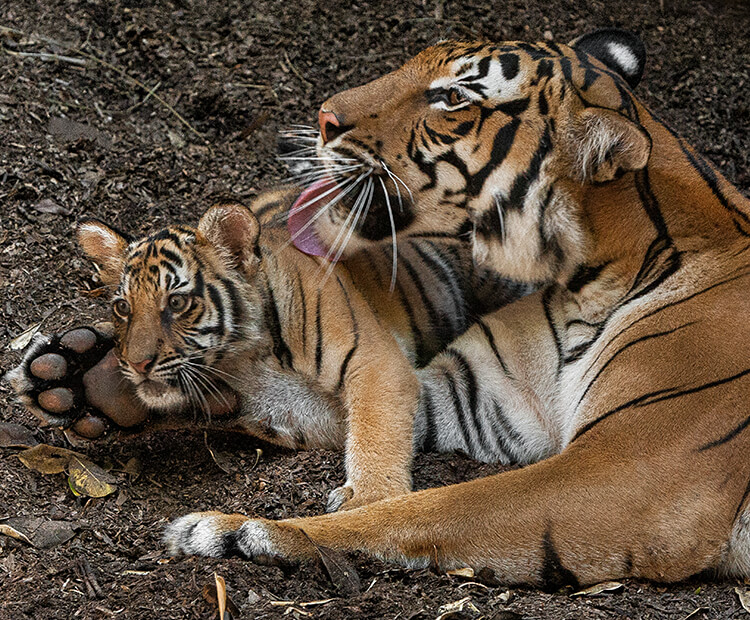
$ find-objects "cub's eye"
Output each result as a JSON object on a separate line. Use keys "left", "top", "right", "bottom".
{"left": 446, "top": 87, "right": 468, "bottom": 107}
{"left": 168, "top": 293, "right": 189, "bottom": 313}
{"left": 113, "top": 299, "right": 131, "bottom": 318}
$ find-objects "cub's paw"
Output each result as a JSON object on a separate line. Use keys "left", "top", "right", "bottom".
{"left": 163, "top": 512, "right": 314, "bottom": 563}
{"left": 5, "top": 325, "right": 118, "bottom": 438}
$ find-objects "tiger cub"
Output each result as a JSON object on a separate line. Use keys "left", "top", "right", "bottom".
{"left": 7, "top": 189, "right": 526, "bottom": 512}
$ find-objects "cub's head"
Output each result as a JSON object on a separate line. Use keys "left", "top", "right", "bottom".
{"left": 291, "top": 29, "right": 650, "bottom": 283}
{"left": 77, "top": 203, "right": 265, "bottom": 411}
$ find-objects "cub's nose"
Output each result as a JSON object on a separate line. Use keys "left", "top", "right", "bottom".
{"left": 318, "top": 109, "right": 348, "bottom": 144}
{"left": 129, "top": 356, "right": 155, "bottom": 376}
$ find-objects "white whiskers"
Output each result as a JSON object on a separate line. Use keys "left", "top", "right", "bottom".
{"left": 379, "top": 176, "right": 399, "bottom": 292}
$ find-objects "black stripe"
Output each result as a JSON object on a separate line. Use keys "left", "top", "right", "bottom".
{"left": 583, "top": 269, "right": 750, "bottom": 382}
{"left": 159, "top": 247, "right": 184, "bottom": 266}
{"left": 442, "top": 365, "right": 476, "bottom": 455}
{"left": 444, "top": 348, "right": 493, "bottom": 456}
{"left": 421, "top": 384, "right": 438, "bottom": 452}
{"left": 295, "top": 270, "right": 307, "bottom": 354}
{"left": 540, "top": 528, "right": 580, "bottom": 592}
{"left": 335, "top": 276, "right": 359, "bottom": 391}
{"left": 575, "top": 366, "right": 750, "bottom": 441}
{"left": 542, "top": 288, "right": 563, "bottom": 374}
{"left": 505, "top": 123, "right": 552, "bottom": 211}
{"left": 699, "top": 414, "right": 750, "bottom": 452}
{"left": 575, "top": 322, "right": 696, "bottom": 415}
{"left": 467, "top": 118, "right": 521, "bottom": 198}
{"left": 400, "top": 254, "right": 446, "bottom": 339}
{"left": 566, "top": 262, "right": 609, "bottom": 294}
{"left": 315, "top": 291, "right": 323, "bottom": 375}
{"left": 206, "top": 283, "right": 225, "bottom": 337}
{"left": 475, "top": 318, "right": 511, "bottom": 376}
{"left": 732, "top": 478, "right": 750, "bottom": 522}
{"left": 264, "top": 279, "right": 293, "bottom": 368}
{"left": 649, "top": 110, "right": 750, "bottom": 235}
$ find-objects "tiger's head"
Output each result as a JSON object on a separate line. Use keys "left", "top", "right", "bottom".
{"left": 77, "top": 203, "right": 267, "bottom": 412}
{"left": 290, "top": 29, "right": 650, "bottom": 283}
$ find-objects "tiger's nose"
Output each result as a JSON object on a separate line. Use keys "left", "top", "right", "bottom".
{"left": 130, "top": 356, "right": 155, "bottom": 376}
{"left": 319, "top": 109, "right": 348, "bottom": 144}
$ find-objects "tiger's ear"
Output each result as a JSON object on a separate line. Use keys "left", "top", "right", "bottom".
{"left": 198, "top": 202, "right": 261, "bottom": 270}
{"left": 569, "top": 29, "right": 646, "bottom": 89}
{"left": 76, "top": 219, "right": 131, "bottom": 286}
{"left": 571, "top": 107, "right": 651, "bottom": 183}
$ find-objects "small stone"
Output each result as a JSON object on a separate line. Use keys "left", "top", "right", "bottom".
{"left": 38, "top": 388, "right": 74, "bottom": 414}
{"left": 543, "top": 30, "right": 554, "bottom": 41}
{"left": 30, "top": 353, "right": 67, "bottom": 380}
{"left": 60, "top": 328, "right": 97, "bottom": 353}
{"left": 72, "top": 414, "right": 107, "bottom": 439}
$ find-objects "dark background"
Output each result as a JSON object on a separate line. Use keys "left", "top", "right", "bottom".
{"left": 1, "top": 0, "right": 749, "bottom": 618}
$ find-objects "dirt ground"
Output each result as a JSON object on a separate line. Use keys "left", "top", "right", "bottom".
{"left": 1, "top": 0, "right": 749, "bottom": 618}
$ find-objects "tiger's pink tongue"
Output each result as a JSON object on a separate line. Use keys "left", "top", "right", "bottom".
{"left": 288, "top": 179, "right": 337, "bottom": 256}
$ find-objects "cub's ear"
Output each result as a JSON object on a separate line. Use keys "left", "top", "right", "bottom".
{"left": 76, "top": 219, "right": 131, "bottom": 286}
{"left": 571, "top": 107, "right": 652, "bottom": 183}
{"left": 198, "top": 202, "right": 261, "bottom": 270}
{"left": 569, "top": 29, "right": 646, "bottom": 89}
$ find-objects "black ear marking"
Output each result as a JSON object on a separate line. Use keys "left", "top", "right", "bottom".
{"left": 570, "top": 29, "right": 646, "bottom": 89}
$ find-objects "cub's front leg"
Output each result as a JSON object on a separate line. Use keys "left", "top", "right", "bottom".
{"left": 5, "top": 323, "right": 148, "bottom": 437}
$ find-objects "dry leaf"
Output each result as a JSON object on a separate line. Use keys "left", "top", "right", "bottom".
{"left": 571, "top": 581, "right": 624, "bottom": 597}
{"left": 17, "top": 444, "right": 78, "bottom": 474}
{"left": 67, "top": 457, "right": 117, "bottom": 498}
{"left": 0, "top": 517, "right": 76, "bottom": 548}
{"left": 215, "top": 573, "right": 227, "bottom": 620}
{"left": 736, "top": 587, "right": 750, "bottom": 613}
{"left": 33, "top": 198, "right": 70, "bottom": 215}
{"left": 204, "top": 432, "right": 234, "bottom": 474}
{"left": 0, "top": 422, "right": 38, "bottom": 448}
{"left": 9, "top": 322, "right": 42, "bottom": 350}
{"left": 304, "top": 534, "right": 361, "bottom": 597}
{"left": 123, "top": 457, "right": 142, "bottom": 480}
{"left": 446, "top": 567, "right": 475, "bottom": 578}
{"left": 436, "top": 596, "right": 481, "bottom": 620}
{"left": 203, "top": 575, "right": 240, "bottom": 619}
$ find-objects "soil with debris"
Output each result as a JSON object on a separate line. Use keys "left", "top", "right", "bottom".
{"left": 1, "top": 0, "right": 749, "bottom": 618}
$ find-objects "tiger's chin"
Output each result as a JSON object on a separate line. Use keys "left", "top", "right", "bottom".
{"left": 135, "top": 380, "right": 188, "bottom": 412}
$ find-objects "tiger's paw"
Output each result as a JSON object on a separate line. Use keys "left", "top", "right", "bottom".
{"left": 327, "top": 482, "right": 409, "bottom": 512}
{"left": 5, "top": 324, "right": 147, "bottom": 437}
{"left": 163, "top": 511, "right": 315, "bottom": 564}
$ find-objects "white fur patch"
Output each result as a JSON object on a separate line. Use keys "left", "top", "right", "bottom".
{"left": 163, "top": 513, "right": 225, "bottom": 557}
{"left": 236, "top": 520, "right": 277, "bottom": 558}
{"left": 606, "top": 42, "right": 638, "bottom": 75}
{"left": 722, "top": 508, "right": 750, "bottom": 577}
{"left": 427, "top": 55, "right": 523, "bottom": 108}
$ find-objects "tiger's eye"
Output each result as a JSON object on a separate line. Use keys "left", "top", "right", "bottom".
{"left": 113, "top": 299, "right": 131, "bottom": 318}
{"left": 168, "top": 293, "right": 189, "bottom": 313}
{"left": 447, "top": 88, "right": 467, "bottom": 107}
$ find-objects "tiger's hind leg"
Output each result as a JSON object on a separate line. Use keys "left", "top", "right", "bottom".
{"left": 5, "top": 323, "right": 147, "bottom": 437}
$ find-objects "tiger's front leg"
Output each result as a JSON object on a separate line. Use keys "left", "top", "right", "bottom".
{"left": 165, "top": 421, "right": 743, "bottom": 586}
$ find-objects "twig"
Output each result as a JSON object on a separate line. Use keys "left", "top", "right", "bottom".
{"left": 284, "top": 51, "right": 312, "bottom": 89}
{"left": 127, "top": 81, "right": 161, "bottom": 112}
{"left": 4, "top": 49, "right": 88, "bottom": 66}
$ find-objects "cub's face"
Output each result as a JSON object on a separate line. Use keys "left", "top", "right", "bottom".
{"left": 290, "top": 30, "right": 649, "bottom": 283}
{"left": 77, "top": 204, "right": 264, "bottom": 411}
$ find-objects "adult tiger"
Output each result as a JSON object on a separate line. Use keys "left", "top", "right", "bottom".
{"left": 6, "top": 190, "right": 525, "bottom": 512}
{"left": 161, "top": 30, "right": 750, "bottom": 587}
